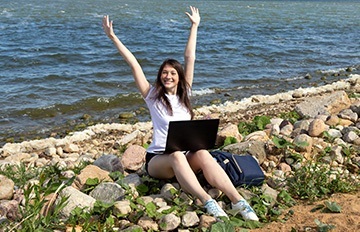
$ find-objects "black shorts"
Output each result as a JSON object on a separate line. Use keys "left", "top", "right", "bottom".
{"left": 145, "top": 152, "right": 159, "bottom": 175}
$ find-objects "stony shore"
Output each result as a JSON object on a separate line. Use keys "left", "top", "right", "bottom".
{"left": 0, "top": 75, "right": 359, "bottom": 231}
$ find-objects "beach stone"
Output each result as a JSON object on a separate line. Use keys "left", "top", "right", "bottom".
{"left": 294, "top": 119, "right": 312, "bottom": 131}
{"left": 1, "top": 143, "right": 22, "bottom": 157}
{"left": 93, "top": 154, "right": 123, "bottom": 172}
{"left": 181, "top": 211, "right": 199, "bottom": 227}
{"left": 153, "top": 196, "right": 168, "bottom": 208}
{"left": 199, "top": 215, "right": 217, "bottom": 228}
{"left": 330, "top": 146, "right": 344, "bottom": 164}
{"left": 63, "top": 143, "right": 80, "bottom": 153}
{"left": 278, "top": 163, "right": 292, "bottom": 174}
{"left": 338, "top": 108, "right": 358, "bottom": 122}
{"left": 216, "top": 124, "right": 243, "bottom": 146}
{"left": 121, "top": 145, "right": 146, "bottom": 171}
{"left": 343, "top": 130, "right": 359, "bottom": 143}
{"left": 326, "top": 115, "right": 340, "bottom": 126}
{"left": 159, "top": 213, "right": 180, "bottom": 231}
{"left": 0, "top": 200, "right": 20, "bottom": 221}
{"left": 244, "top": 131, "right": 269, "bottom": 142}
{"left": 308, "top": 119, "right": 326, "bottom": 137}
{"left": 89, "top": 182, "right": 125, "bottom": 204}
{"left": 223, "top": 140, "right": 266, "bottom": 164}
{"left": 113, "top": 199, "right": 131, "bottom": 216}
{"left": 327, "top": 129, "right": 343, "bottom": 138}
{"left": 208, "top": 188, "right": 222, "bottom": 200}
{"left": 269, "top": 124, "right": 280, "bottom": 136}
{"left": 293, "top": 134, "right": 313, "bottom": 153}
{"left": 270, "top": 118, "right": 284, "bottom": 127}
{"left": 338, "top": 118, "right": 355, "bottom": 127}
{"left": 138, "top": 216, "right": 159, "bottom": 231}
{"left": 350, "top": 100, "right": 360, "bottom": 115}
{"left": 292, "top": 89, "right": 304, "bottom": 98}
{"left": 121, "top": 173, "right": 142, "bottom": 187}
{"left": 261, "top": 184, "right": 278, "bottom": 207}
{"left": 116, "top": 130, "right": 141, "bottom": 147}
{"left": 72, "top": 165, "right": 112, "bottom": 190}
{"left": 57, "top": 186, "right": 96, "bottom": 219}
{"left": 280, "top": 124, "right": 294, "bottom": 136}
{"left": 295, "top": 91, "right": 351, "bottom": 118}
{"left": 4, "top": 153, "right": 31, "bottom": 163}
{"left": 161, "top": 183, "right": 178, "bottom": 200}
{"left": 0, "top": 175, "right": 14, "bottom": 200}
{"left": 44, "top": 147, "right": 57, "bottom": 157}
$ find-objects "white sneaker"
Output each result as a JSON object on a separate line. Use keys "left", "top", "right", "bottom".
{"left": 204, "top": 199, "right": 229, "bottom": 219}
{"left": 231, "top": 199, "right": 259, "bottom": 221}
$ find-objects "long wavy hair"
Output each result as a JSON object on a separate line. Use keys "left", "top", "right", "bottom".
{"left": 153, "top": 59, "right": 194, "bottom": 119}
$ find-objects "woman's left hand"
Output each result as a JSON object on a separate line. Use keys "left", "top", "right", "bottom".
{"left": 185, "top": 6, "right": 200, "bottom": 26}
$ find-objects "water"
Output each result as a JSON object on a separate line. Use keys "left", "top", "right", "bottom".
{"left": 1, "top": 0, "right": 360, "bottom": 144}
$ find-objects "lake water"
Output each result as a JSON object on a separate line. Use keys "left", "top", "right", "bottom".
{"left": 1, "top": 0, "right": 360, "bottom": 143}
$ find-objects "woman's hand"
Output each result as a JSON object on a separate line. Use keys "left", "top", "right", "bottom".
{"left": 102, "top": 15, "right": 116, "bottom": 39}
{"left": 185, "top": 6, "right": 200, "bottom": 27}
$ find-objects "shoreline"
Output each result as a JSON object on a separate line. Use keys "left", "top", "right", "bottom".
{"left": 1, "top": 74, "right": 359, "bottom": 150}
{"left": 1, "top": 68, "right": 359, "bottom": 146}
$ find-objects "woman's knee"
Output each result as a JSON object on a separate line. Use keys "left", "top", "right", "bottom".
{"left": 169, "top": 151, "right": 188, "bottom": 165}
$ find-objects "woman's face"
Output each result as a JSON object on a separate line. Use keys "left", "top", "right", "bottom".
{"left": 161, "top": 64, "right": 179, "bottom": 95}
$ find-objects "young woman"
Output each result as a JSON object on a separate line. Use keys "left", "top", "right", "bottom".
{"left": 102, "top": 6, "right": 258, "bottom": 221}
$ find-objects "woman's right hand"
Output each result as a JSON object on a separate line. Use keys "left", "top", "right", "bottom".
{"left": 102, "top": 15, "right": 116, "bottom": 39}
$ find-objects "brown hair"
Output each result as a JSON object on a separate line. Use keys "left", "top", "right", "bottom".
{"left": 153, "top": 59, "right": 194, "bottom": 119}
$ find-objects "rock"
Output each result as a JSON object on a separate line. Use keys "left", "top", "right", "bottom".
{"left": 199, "top": 215, "right": 217, "bottom": 228}
{"left": 161, "top": 183, "right": 178, "bottom": 200}
{"left": 343, "top": 130, "right": 359, "bottom": 143}
{"left": 295, "top": 91, "right": 351, "bottom": 118}
{"left": 293, "top": 134, "right": 313, "bottom": 153}
{"left": 261, "top": 184, "right": 279, "bottom": 207}
{"left": 121, "top": 145, "right": 146, "bottom": 171}
{"left": 216, "top": 124, "right": 243, "bottom": 146}
{"left": 308, "top": 119, "right": 326, "bottom": 137}
{"left": 181, "top": 211, "right": 199, "bottom": 227}
{"left": 93, "top": 154, "right": 123, "bottom": 173}
{"left": 224, "top": 140, "right": 266, "bottom": 164}
{"left": 244, "top": 131, "right": 269, "bottom": 142}
{"left": 89, "top": 182, "right": 125, "bottom": 204}
{"left": 63, "top": 143, "right": 80, "bottom": 153}
{"left": 57, "top": 186, "right": 96, "bottom": 219}
{"left": 0, "top": 175, "right": 14, "bottom": 200}
{"left": 138, "top": 216, "right": 159, "bottom": 231}
{"left": 338, "top": 108, "right": 358, "bottom": 122}
{"left": 0, "top": 200, "right": 20, "bottom": 221}
{"left": 113, "top": 200, "right": 132, "bottom": 216}
{"left": 159, "top": 213, "right": 181, "bottom": 231}
{"left": 72, "top": 165, "right": 112, "bottom": 190}
{"left": 278, "top": 163, "right": 292, "bottom": 174}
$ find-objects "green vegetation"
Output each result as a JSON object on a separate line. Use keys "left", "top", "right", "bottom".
{"left": 1, "top": 111, "right": 359, "bottom": 231}
{"left": 238, "top": 115, "right": 271, "bottom": 136}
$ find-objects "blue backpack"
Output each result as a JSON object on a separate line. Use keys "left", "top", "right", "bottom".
{"left": 210, "top": 150, "right": 265, "bottom": 187}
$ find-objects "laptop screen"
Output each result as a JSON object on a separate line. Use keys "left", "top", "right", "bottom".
{"left": 164, "top": 119, "right": 220, "bottom": 153}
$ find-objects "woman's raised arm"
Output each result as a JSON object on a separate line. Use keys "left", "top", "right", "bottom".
{"left": 184, "top": 6, "right": 200, "bottom": 87}
{"left": 102, "top": 15, "right": 150, "bottom": 98}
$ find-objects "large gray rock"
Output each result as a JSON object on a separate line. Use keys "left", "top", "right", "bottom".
{"left": 93, "top": 154, "right": 123, "bottom": 172}
{"left": 89, "top": 182, "right": 125, "bottom": 204}
{"left": 295, "top": 91, "right": 351, "bottom": 118}
{"left": 57, "top": 186, "right": 96, "bottom": 218}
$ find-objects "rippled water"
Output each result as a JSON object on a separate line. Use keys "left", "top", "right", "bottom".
{"left": 1, "top": 0, "right": 360, "bottom": 143}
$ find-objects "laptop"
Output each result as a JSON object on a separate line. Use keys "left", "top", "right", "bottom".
{"left": 164, "top": 119, "right": 220, "bottom": 153}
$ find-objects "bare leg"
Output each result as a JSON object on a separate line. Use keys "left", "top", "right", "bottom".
{"left": 147, "top": 151, "right": 212, "bottom": 204}
{"left": 186, "top": 150, "right": 243, "bottom": 204}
